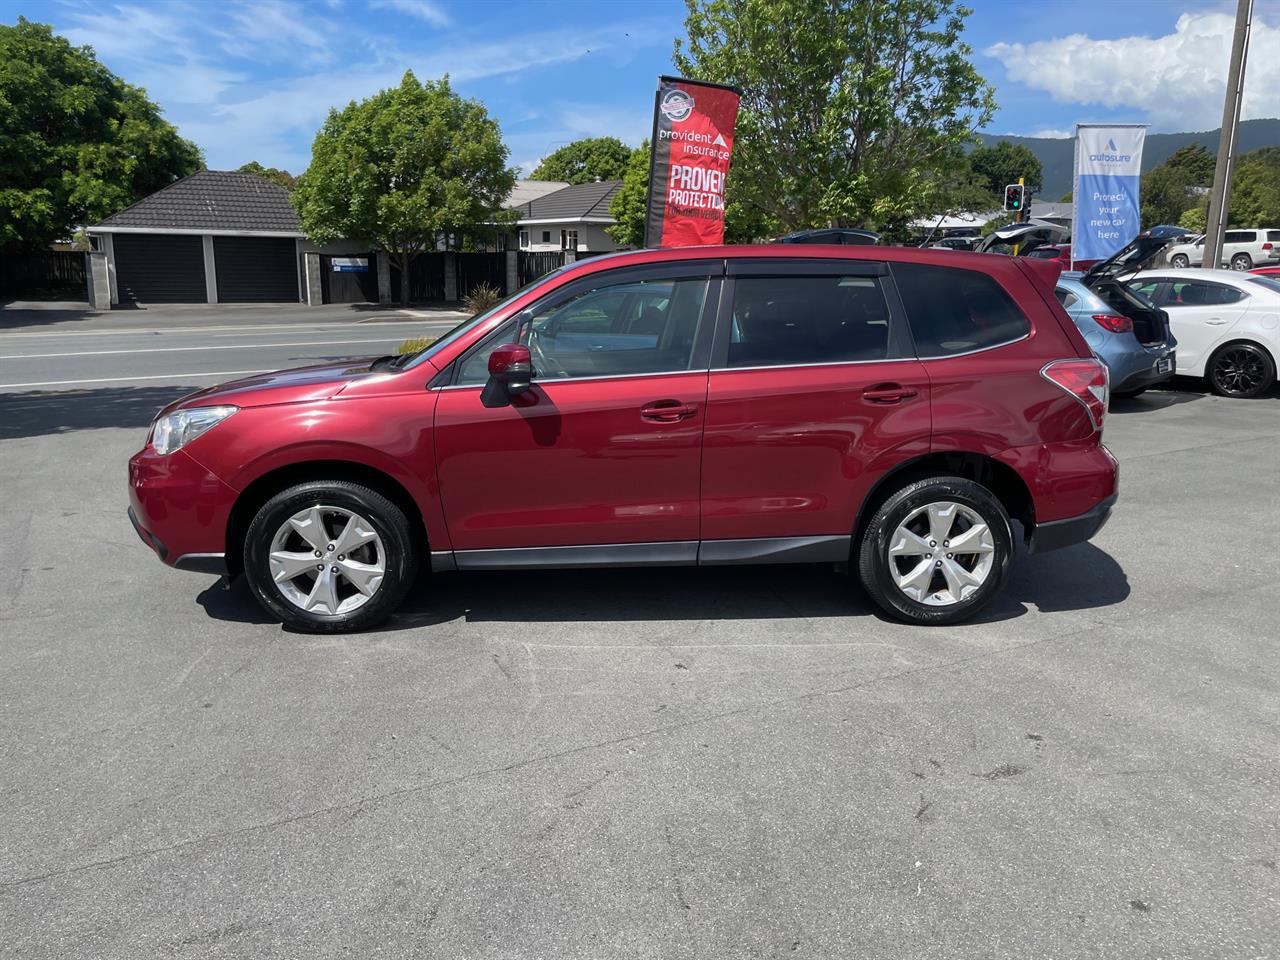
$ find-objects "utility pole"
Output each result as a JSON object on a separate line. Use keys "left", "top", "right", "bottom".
{"left": 1204, "top": 0, "right": 1253, "bottom": 270}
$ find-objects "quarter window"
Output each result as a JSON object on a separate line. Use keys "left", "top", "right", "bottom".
{"left": 456, "top": 276, "right": 710, "bottom": 384}
{"left": 891, "top": 263, "right": 1030, "bottom": 357}
{"left": 724, "top": 275, "right": 897, "bottom": 368}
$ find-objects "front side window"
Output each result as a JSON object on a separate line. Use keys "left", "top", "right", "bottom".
{"left": 892, "top": 263, "right": 1030, "bottom": 357}
{"left": 724, "top": 275, "right": 896, "bottom": 368}
{"left": 456, "top": 276, "right": 710, "bottom": 384}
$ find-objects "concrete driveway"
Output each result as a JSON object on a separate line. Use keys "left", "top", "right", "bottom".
{"left": 0, "top": 373, "right": 1277, "bottom": 958}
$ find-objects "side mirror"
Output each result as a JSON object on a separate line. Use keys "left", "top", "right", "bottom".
{"left": 481, "top": 342, "right": 533, "bottom": 408}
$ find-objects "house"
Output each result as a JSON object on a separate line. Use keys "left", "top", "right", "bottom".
{"left": 508, "top": 180, "right": 626, "bottom": 253}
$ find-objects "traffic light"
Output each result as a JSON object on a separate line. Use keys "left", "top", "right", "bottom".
{"left": 1004, "top": 183, "right": 1025, "bottom": 212}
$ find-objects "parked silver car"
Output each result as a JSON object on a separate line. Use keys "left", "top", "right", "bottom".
{"left": 1166, "top": 229, "right": 1280, "bottom": 270}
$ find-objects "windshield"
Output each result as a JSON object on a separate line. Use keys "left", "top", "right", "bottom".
{"left": 400, "top": 268, "right": 570, "bottom": 369}
{"left": 1246, "top": 276, "right": 1280, "bottom": 296}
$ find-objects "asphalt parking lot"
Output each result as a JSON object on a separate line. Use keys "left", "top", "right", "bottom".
{"left": 1, "top": 310, "right": 1278, "bottom": 958}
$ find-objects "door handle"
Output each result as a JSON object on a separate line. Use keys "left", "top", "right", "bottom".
{"left": 641, "top": 399, "right": 697, "bottom": 422}
{"left": 1206, "top": 318, "right": 1228, "bottom": 325}
{"left": 862, "top": 383, "right": 919, "bottom": 404}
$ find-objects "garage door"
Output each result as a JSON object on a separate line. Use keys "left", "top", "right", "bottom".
{"left": 212, "top": 237, "right": 299, "bottom": 303}
{"left": 112, "top": 234, "right": 206, "bottom": 304}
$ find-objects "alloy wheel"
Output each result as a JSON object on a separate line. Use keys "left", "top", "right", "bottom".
{"left": 1211, "top": 346, "right": 1268, "bottom": 396}
{"left": 887, "top": 501, "right": 995, "bottom": 606}
{"left": 268, "top": 505, "right": 386, "bottom": 615}
{"left": 1231, "top": 254, "right": 1252, "bottom": 271}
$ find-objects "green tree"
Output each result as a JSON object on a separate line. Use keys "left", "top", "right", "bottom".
{"left": 532, "top": 136, "right": 633, "bottom": 184}
{"left": 238, "top": 161, "right": 297, "bottom": 191}
{"left": 293, "top": 72, "right": 516, "bottom": 305}
{"left": 1229, "top": 147, "right": 1280, "bottom": 228}
{"left": 0, "top": 17, "right": 202, "bottom": 250}
{"left": 606, "top": 141, "right": 649, "bottom": 247}
{"left": 968, "top": 140, "right": 1043, "bottom": 196}
{"left": 1141, "top": 144, "right": 1215, "bottom": 227}
{"left": 673, "top": 0, "right": 995, "bottom": 233}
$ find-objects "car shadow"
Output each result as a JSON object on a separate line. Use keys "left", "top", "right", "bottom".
{"left": 0, "top": 386, "right": 204, "bottom": 440}
{"left": 195, "top": 541, "right": 1128, "bottom": 633}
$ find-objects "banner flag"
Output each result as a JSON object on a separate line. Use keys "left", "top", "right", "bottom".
{"left": 644, "top": 76, "right": 741, "bottom": 248}
{"left": 1072, "top": 124, "right": 1148, "bottom": 265}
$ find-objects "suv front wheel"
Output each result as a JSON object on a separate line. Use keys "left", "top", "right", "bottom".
{"left": 858, "top": 476, "right": 1013, "bottom": 625}
{"left": 243, "top": 480, "right": 418, "bottom": 632}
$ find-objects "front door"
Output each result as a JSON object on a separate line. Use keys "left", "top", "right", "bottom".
{"left": 433, "top": 264, "right": 719, "bottom": 559}
{"left": 699, "top": 261, "right": 930, "bottom": 555}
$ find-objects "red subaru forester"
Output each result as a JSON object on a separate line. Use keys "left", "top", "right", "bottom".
{"left": 129, "top": 245, "right": 1117, "bottom": 632}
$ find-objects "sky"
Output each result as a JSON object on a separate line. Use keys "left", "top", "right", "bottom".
{"left": 4, "top": 0, "right": 1280, "bottom": 176}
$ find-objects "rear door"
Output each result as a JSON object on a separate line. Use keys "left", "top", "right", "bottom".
{"left": 698, "top": 259, "right": 929, "bottom": 558}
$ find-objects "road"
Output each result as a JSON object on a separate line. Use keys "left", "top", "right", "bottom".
{"left": 1, "top": 307, "right": 1278, "bottom": 958}
{"left": 0, "top": 305, "right": 466, "bottom": 393}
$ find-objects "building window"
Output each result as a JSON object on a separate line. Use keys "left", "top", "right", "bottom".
{"left": 541, "top": 230, "right": 552, "bottom": 245}
{"left": 518, "top": 230, "right": 529, "bottom": 248}
{"left": 562, "top": 229, "right": 579, "bottom": 251}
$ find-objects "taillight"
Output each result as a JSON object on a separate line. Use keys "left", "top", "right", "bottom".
{"left": 1263, "top": 242, "right": 1273, "bottom": 250}
{"left": 1041, "top": 358, "right": 1109, "bottom": 432}
{"left": 1091, "top": 313, "right": 1133, "bottom": 333}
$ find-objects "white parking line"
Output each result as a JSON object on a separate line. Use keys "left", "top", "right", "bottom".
{"left": 0, "top": 319, "right": 432, "bottom": 339}
{"left": 0, "top": 370, "right": 274, "bottom": 389}
{"left": 0, "top": 338, "right": 406, "bottom": 360}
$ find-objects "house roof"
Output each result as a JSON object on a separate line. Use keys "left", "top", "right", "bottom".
{"left": 506, "top": 179, "right": 570, "bottom": 207}
{"left": 93, "top": 170, "right": 303, "bottom": 234}
{"left": 511, "top": 180, "right": 622, "bottom": 224}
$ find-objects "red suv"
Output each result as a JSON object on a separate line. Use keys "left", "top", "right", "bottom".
{"left": 129, "top": 245, "right": 1117, "bottom": 631}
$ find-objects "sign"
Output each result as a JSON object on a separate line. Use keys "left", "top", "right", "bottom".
{"left": 331, "top": 257, "right": 368, "bottom": 273}
{"left": 645, "top": 76, "right": 741, "bottom": 248}
{"left": 1071, "top": 124, "right": 1147, "bottom": 266}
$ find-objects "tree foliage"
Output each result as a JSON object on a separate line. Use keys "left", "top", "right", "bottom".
{"left": 532, "top": 136, "right": 633, "bottom": 184}
{"left": 968, "top": 140, "right": 1042, "bottom": 197}
{"left": 0, "top": 17, "right": 203, "bottom": 250}
{"left": 607, "top": 141, "right": 649, "bottom": 247}
{"left": 293, "top": 72, "right": 515, "bottom": 304}
{"left": 238, "top": 161, "right": 297, "bottom": 191}
{"left": 1229, "top": 147, "right": 1280, "bottom": 228}
{"left": 1141, "top": 143, "right": 1214, "bottom": 228}
{"left": 673, "top": 0, "right": 995, "bottom": 233}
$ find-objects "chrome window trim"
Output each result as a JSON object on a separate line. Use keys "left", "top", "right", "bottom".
{"left": 433, "top": 367, "right": 710, "bottom": 391}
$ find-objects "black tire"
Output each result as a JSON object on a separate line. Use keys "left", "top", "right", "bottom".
{"left": 1170, "top": 254, "right": 1189, "bottom": 269}
{"left": 857, "top": 476, "right": 1013, "bottom": 626}
{"left": 243, "top": 481, "right": 418, "bottom": 633}
{"left": 1231, "top": 253, "right": 1253, "bottom": 271}
{"left": 1206, "top": 342, "right": 1275, "bottom": 398}
{"left": 1112, "top": 387, "right": 1147, "bottom": 399}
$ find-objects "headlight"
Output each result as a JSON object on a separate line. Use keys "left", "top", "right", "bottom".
{"left": 150, "top": 406, "right": 237, "bottom": 455}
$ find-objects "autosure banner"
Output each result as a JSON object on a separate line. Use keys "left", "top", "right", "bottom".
{"left": 1072, "top": 124, "right": 1148, "bottom": 265}
{"left": 645, "top": 76, "right": 740, "bottom": 248}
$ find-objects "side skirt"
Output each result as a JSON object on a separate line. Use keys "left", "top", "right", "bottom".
{"left": 438, "top": 536, "right": 852, "bottom": 572}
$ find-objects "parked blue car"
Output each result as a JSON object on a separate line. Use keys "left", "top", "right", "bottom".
{"left": 1054, "top": 238, "right": 1177, "bottom": 398}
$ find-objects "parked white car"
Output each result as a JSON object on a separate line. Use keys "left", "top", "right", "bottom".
{"left": 1125, "top": 269, "right": 1280, "bottom": 397}
{"left": 1165, "top": 229, "right": 1280, "bottom": 270}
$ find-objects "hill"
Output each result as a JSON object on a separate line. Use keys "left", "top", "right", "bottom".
{"left": 976, "top": 118, "right": 1280, "bottom": 199}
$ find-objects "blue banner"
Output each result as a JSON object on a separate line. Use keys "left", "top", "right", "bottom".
{"left": 1072, "top": 125, "right": 1147, "bottom": 264}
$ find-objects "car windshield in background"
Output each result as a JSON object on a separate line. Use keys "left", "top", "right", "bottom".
{"left": 1246, "top": 276, "right": 1280, "bottom": 295}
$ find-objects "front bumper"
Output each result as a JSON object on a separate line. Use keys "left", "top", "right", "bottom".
{"left": 1028, "top": 494, "right": 1117, "bottom": 554}
{"left": 128, "top": 446, "right": 237, "bottom": 575}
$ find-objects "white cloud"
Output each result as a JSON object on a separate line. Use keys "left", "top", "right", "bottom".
{"left": 1016, "top": 128, "right": 1073, "bottom": 139}
{"left": 985, "top": 11, "right": 1280, "bottom": 130}
{"left": 369, "top": 0, "right": 450, "bottom": 27}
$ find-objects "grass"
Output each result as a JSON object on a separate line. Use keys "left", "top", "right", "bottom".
{"left": 396, "top": 336, "right": 436, "bottom": 354}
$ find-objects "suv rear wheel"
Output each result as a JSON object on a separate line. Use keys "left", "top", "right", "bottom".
{"left": 1230, "top": 253, "right": 1253, "bottom": 270}
{"left": 858, "top": 476, "right": 1013, "bottom": 625}
{"left": 1170, "top": 254, "right": 1189, "bottom": 269}
{"left": 243, "top": 480, "right": 418, "bottom": 632}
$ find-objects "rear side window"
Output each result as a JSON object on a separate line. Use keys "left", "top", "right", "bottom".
{"left": 1224, "top": 231, "right": 1255, "bottom": 244}
{"left": 891, "top": 263, "right": 1031, "bottom": 358}
{"left": 725, "top": 275, "right": 896, "bottom": 368}
{"left": 1165, "top": 280, "right": 1245, "bottom": 306}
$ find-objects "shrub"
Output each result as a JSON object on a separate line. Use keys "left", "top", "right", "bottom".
{"left": 463, "top": 283, "right": 503, "bottom": 314}
{"left": 396, "top": 336, "right": 436, "bottom": 355}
